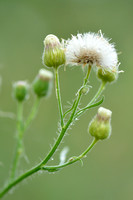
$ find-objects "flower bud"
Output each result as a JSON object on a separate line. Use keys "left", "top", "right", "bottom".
{"left": 33, "top": 69, "right": 53, "bottom": 97}
{"left": 97, "top": 68, "right": 118, "bottom": 83}
{"left": 42, "top": 34, "right": 66, "bottom": 68}
{"left": 13, "top": 81, "right": 29, "bottom": 102}
{"left": 88, "top": 107, "right": 112, "bottom": 140}
{"left": 80, "top": 86, "right": 90, "bottom": 95}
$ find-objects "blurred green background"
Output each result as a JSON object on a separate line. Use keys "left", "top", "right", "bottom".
{"left": 0, "top": 0, "right": 132, "bottom": 199}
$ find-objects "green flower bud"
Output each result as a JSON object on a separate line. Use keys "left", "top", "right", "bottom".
{"left": 13, "top": 81, "right": 29, "bottom": 102}
{"left": 88, "top": 107, "right": 112, "bottom": 140}
{"left": 42, "top": 34, "right": 66, "bottom": 68}
{"left": 33, "top": 69, "right": 53, "bottom": 97}
{"left": 80, "top": 86, "right": 90, "bottom": 95}
{"left": 97, "top": 68, "right": 118, "bottom": 83}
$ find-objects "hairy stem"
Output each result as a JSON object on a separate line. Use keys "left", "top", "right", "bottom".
{"left": 0, "top": 138, "right": 97, "bottom": 198}
{"left": 40, "top": 65, "right": 91, "bottom": 166}
{"left": 75, "top": 81, "right": 106, "bottom": 118}
{"left": 0, "top": 66, "right": 92, "bottom": 198}
{"left": 0, "top": 165, "right": 41, "bottom": 198}
{"left": 63, "top": 99, "right": 76, "bottom": 118}
{"left": 10, "top": 102, "right": 24, "bottom": 181}
{"left": 55, "top": 68, "right": 64, "bottom": 127}
{"left": 10, "top": 97, "right": 40, "bottom": 183}
{"left": 88, "top": 81, "right": 106, "bottom": 105}
{"left": 41, "top": 138, "right": 98, "bottom": 171}
{"left": 24, "top": 96, "right": 40, "bottom": 131}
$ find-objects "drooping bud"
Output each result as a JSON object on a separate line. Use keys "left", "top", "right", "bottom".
{"left": 42, "top": 34, "right": 66, "bottom": 68}
{"left": 88, "top": 107, "right": 112, "bottom": 140}
{"left": 13, "top": 81, "right": 29, "bottom": 102}
{"left": 33, "top": 69, "right": 53, "bottom": 98}
{"left": 97, "top": 67, "right": 118, "bottom": 83}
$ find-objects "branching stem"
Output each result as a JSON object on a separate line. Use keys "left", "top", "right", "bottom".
{"left": 0, "top": 65, "right": 95, "bottom": 198}
{"left": 42, "top": 138, "right": 98, "bottom": 171}
{"left": 74, "top": 81, "right": 106, "bottom": 118}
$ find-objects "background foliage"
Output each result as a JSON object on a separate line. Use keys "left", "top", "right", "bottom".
{"left": 0, "top": 0, "right": 132, "bottom": 199}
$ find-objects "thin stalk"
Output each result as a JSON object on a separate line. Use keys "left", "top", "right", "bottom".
{"left": 0, "top": 66, "right": 92, "bottom": 197}
{"left": 74, "top": 97, "right": 104, "bottom": 119}
{"left": 40, "top": 66, "right": 91, "bottom": 166}
{"left": 63, "top": 100, "right": 76, "bottom": 118}
{"left": 0, "top": 138, "right": 97, "bottom": 198}
{"left": 0, "top": 165, "right": 41, "bottom": 198}
{"left": 24, "top": 96, "right": 40, "bottom": 131}
{"left": 75, "top": 81, "right": 106, "bottom": 118}
{"left": 10, "top": 97, "right": 40, "bottom": 182}
{"left": 63, "top": 65, "right": 91, "bottom": 119}
{"left": 54, "top": 68, "right": 64, "bottom": 127}
{"left": 88, "top": 81, "right": 106, "bottom": 105}
{"left": 64, "top": 65, "right": 91, "bottom": 127}
{"left": 42, "top": 138, "right": 98, "bottom": 171}
{"left": 10, "top": 102, "right": 24, "bottom": 181}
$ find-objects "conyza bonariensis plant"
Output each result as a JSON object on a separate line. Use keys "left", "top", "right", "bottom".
{"left": 0, "top": 31, "right": 122, "bottom": 198}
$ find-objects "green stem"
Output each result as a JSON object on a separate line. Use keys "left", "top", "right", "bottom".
{"left": 79, "top": 138, "right": 98, "bottom": 158}
{"left": 83, "top": 65, "right": 91, "bottom": 85}
{"left": 55, "top": 68, "right": 64, "bottom": 127}
{"left": 75, "top": 81, "right": 106, "bottom": 118}
{"left": 74, "top": 97, "right": 104, "bottom": 119}
{"left": 0, "top": 139, "right": 97, "bottom": 198}
{"left": 30, "top": 66, "right": 92, "bottom": 166}
{"left": 62, "top": 65, "right": 91, "bottom": 130}
{"left": 42, "top": 138, "right": 98, "bottom": 171}
{"left": 88, "top": 81, "right": 106, "bottom": 105}
{"left": 10, "top": 102, "right": 24, "bottom": 182}
{"left": 0, "top": 66, "right": 91, "bottom": 198}
{"left": 63, "top": 100, "right": 76, "bottom": 118}
{"left": 0, "top": 165, "right": 41, "bottom": 198}
{"left": 24, "top": 96, "right": 40, "bottom": 131}
{"left": 10, "top": 97, "right": 40, "bottom": 183}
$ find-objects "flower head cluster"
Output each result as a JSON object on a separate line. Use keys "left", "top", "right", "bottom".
{"left": 65, "top": 31, "right": 119, "bottom": 72}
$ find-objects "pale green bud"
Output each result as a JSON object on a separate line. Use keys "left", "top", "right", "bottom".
{"left": 33, "top": 69, "right": 53, "bottom": 97}
{"left": 97, "top": 68, "right": 118, "bottom": 83}
{"left": 88, "top": 107, "right": 112, "bottom": 140}
{"left": 80, "top": 86, "right": 90, "bottom": 95}
{"left": 42, "top": 34, "right": 66, "bottom": 68}
{"left": 13, "top": 81, "right": 29, "bottom": 102}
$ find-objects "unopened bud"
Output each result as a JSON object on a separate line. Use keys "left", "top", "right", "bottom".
{"left": 80, "top": 86, "right": 90, "bottom": 95}
{"left": 13, "top": 81, "right": 29, "bottom": 102}
{"left": 42, "top": 34, "right": 65, "bottom": 68}
{"left": 33, "top": 69, "right": 53, "bottom": 97}
{"left": 97, "top": 68, "right": 118, "bottom": 83}
{"left": 88, "top": 107, "right": 112, "bottom": 140}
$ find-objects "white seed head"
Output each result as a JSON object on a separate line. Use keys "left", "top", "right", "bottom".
{"left": 65, "top": 31, "right": 119, "bottom": 72}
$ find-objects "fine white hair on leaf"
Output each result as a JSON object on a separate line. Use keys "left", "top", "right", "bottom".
{"left": 59, "top": 147, "right": 69, "bottom": 165}
{"left": 65, "top": 31, "right": 119, "bottom": 72}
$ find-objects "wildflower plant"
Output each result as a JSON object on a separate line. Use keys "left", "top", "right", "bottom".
{"left": 0, "top": 31, "right": 122, "bottom": 198}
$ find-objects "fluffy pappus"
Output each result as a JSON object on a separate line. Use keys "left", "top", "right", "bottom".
{"left": 65, "top": 31, "right": 119, "bottom": 72}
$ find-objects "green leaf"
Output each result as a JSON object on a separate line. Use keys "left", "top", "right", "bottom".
{"left": 74, "top": 96, "right": 104, "bottom": 119}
